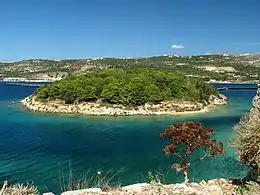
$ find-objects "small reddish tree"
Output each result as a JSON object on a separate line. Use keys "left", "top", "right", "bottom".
{"left": 160, "top": 122, "right": 224, "bottom": 182}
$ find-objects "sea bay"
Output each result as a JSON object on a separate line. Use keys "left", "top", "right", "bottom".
{"left": 0, "top": 82, "right": 257, "bottom": 193}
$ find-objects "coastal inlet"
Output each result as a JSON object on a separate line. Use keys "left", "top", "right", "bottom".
{"left": 0, "top": 81, "right": 258, "bottom": 193}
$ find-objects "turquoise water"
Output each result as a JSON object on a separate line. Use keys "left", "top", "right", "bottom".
{"left": 0, "top": 82, "right": 257, "bottom": 193}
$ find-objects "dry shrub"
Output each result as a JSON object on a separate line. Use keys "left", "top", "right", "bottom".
{"left": 237, "top": 181, "right": 260, "bottom": 195}
{"left": 4, "top": 183, "right": 38, "bottom": 195}
{"left": 230, "top": 88, "right": 260, "bottom": 180}
{"left": 245, "top": 181, "right": 260, "bottom": 195}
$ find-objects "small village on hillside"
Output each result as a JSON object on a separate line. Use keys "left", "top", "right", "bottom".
{"left": 1, "top": 54, "right": 260, "bottom": 83}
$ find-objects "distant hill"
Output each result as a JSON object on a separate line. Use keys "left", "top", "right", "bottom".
{"left": 1, "top": 54, "right": 260, "bottom": 82}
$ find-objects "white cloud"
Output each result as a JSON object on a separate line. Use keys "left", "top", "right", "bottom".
{"left": 171, "top": 44, "right": 184, "bottom": 49}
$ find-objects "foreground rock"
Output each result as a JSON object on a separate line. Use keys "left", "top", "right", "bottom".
{"left": 60, "top": 179, "right": 237, "bottom": 195}
{"left": 21, "top": 94, "right": 227, "bottom": 116}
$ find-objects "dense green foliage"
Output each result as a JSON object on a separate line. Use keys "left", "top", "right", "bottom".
{"left": 36, "top": 70, "right": 217, "bottom": 105}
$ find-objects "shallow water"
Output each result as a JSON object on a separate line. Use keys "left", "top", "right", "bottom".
{"left": 0, "top": 82, "right": 257, "bottom": 193}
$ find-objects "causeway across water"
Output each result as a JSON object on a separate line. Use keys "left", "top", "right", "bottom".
{"left": 4, "top": 82, "right": 46, "bottom": 87}
{"left": 217, "top": 86, "right": 258, "bottom": 91}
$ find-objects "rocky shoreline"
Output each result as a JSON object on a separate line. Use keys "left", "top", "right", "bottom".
{"left": 21, "top": 94, "right": 227, "bottom": 116}
{"left": 51, "top": 178, "right": 236, "bottom": 195}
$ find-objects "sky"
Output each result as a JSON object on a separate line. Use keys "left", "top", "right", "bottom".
{"left": 0, "top": 0, "right": 260, "bottom": 62}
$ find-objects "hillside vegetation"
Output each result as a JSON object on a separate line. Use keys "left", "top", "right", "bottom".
{"left": 36, "top": 70, "right": 217, "bottom": 105}
{"left": 1, "top": 54, "right": 260, "bottom": 82}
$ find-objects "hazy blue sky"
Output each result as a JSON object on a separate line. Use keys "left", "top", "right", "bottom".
{"left": 0, "top": 0, "right": 259, "bottom": 61}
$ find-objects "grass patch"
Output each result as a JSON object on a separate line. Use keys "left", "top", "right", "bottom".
{"left": 58, "top": 162, "right": 123, "bottom": 192}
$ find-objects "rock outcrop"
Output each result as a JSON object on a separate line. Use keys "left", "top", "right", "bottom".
{"left": 59, "top": 179, "right": 236, "bottom": 195}
{"left": 21, "top": 94, "right": 227, "bottom": 116}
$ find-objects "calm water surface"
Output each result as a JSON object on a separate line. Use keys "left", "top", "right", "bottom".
{"left": 0, "top": 82, "right": 257, "bottom": 193}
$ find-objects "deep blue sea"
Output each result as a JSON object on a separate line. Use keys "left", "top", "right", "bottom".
{"left": 0, "top": 82, "right": 258, "bottom": 193}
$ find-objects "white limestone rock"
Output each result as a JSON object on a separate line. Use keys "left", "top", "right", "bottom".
{"left": 61, "top": 188, "right": 102, "bottom": 195}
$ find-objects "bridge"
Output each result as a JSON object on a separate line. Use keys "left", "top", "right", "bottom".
{"left": 4, "top": 82, "right": 47, "bottom": 87}
{"left": 217, "top": 87, "right": 258, "bottom": 91}
{"left": 4, "top": 82, "right": 259, "bottom": 91}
